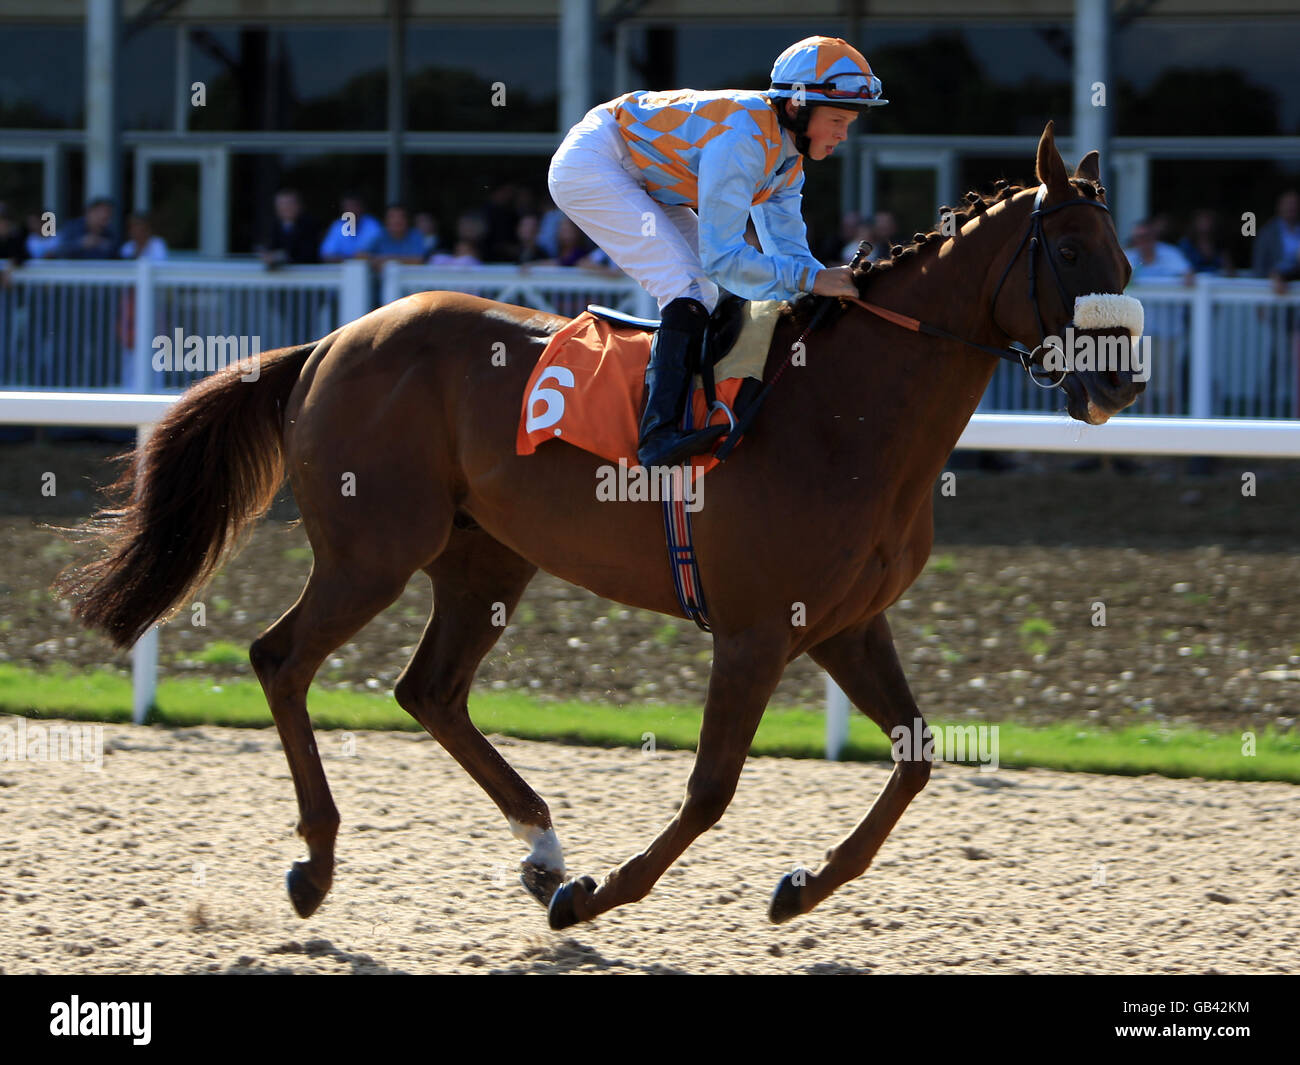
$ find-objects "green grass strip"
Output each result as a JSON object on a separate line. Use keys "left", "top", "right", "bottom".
{"left": 0, "top": 663, "right": 1296, "bottom": 783}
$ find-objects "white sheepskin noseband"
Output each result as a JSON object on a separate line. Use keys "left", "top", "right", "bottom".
{"left": 1074, "top": 293, "right": 1144, "bottom": 339}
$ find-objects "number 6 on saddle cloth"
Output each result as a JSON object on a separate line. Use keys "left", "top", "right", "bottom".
{"left": 516, "top": 294, "right": 776, "bottom": 478}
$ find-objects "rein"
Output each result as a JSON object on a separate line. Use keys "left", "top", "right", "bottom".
{"left": 852, "top": 183, "right": 1113, "bottom": 388}
{"left": 714, "top": 183, "right": 1112, "bottom": 463}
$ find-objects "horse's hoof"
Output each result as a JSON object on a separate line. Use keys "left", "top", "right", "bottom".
{"left": 768, "top": 869, "right": 809, "bottom": 925}
{"left": 520, "top": 861, "right": 565, "bottom": 908}
{"left": 547, "top": 875, "right": 597, "bottom": 930}
{"left": 286, "top": 861, "right": 329, "bottom": 919}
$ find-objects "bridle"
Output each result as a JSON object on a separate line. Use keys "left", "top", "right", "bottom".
{"left": 713, "top": 183, "right": 1114, "bottom": 463}
{"left": 848, "top": 182, "right": 1114, "bottom": 390}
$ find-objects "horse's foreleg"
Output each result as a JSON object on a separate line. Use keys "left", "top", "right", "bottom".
{"left": 768, "top": 613, "right": 930, "bottom": 923}
{"left": 547, "top": 628, "right": 789, "bottom": 929}
{"left": 392, "top": 531, "right": 564, "bottom": 905}
{"left": 250, "top": 560, "right": 413, "bottom": 918}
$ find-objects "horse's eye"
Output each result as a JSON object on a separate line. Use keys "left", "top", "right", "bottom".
{"left": 1060, "top": 245, "right": 1078, "bottom": 263}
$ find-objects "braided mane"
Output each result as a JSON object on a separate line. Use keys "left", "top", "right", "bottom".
{"left": 784, "top": 175, "right": 1106, "bottom": 327}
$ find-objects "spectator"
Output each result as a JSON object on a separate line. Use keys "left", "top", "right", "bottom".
{"left": 1126, "top": 219, "right": 1193, "bottom": 416}
{"left": 514, "top": 185, "right": 540, "bottom": 221}
{"left": 429, "top": 242, "right": 483, "bottom": 268}
{"left": 413, "top": 211, "right": 442, "bottom": 258}
{"left": 840, "top": 216, "right": 875, "bottom": 264}
{"left": 0, "top": 204, "right": 29, "bottom": 288}
{"left": 427, "top": 213, "right": 485, "bottom": 267}
{"left": 319, "top": 192, "right": 383, "bottom": 262}
{"left": 1125, "top": 219, "right": 1192, "bottom": 284}
{"left": 0, "top": 204, "right": 29, "bottom": 263}
{"left": 1149, "top": 212, "right": 1174, "bottom": 244}
{"left": 258, "top": 188, "right": 320, "bottom": 266}
{"left": 545, "top": 216, "right": 618, "bottom": 275}
{"left": 537, "top": 196, "right": 564, "bottom": 258}
{"left": 120, "top": 212, "right": 168, "bottom": 260}
{"left": 1178, "top": 209, "right": 1233, "bottom": 276}
{"left": 866, "top": 210, "right": 898, "bottom": 262}
{"left": 57, "top": 197, "right": 118, "bottom": 259}
{"left": 819, "top": 209, "right": 868, "bottom": 265}
{"left": 1253, "top": 189, "right": 1300, "bottom": 291}
{"left": 515, "top": 213, "right": 549, "bottom": 265}
{"left": 370, "top": 204, "right": 426, "bottom": 268}
{"left": 483, "top": 183, "right": 520, "bottom": 261}
{"left": 24, "top": 212, "right": 59, "bottom": 259}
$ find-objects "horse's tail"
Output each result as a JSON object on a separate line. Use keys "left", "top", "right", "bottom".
{"left": 55, "top": 343, "right": 315, "bottom": 649}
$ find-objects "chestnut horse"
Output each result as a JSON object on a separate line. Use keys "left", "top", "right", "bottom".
{"left": 59, "top": 123, "right": 1142, "bottom": 929}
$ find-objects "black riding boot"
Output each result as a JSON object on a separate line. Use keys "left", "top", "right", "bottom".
{"left": 636, "top": 297, "right": 727, "bottom": 468}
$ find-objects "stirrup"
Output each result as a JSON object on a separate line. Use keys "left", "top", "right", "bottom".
{"left": 636, "top": 423, "right": 727, "bottom": 469}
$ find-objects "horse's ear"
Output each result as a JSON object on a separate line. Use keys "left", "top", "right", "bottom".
{"left": 1035, "top": 120, "right": 1070, "bottom": 194}
{"left": 1074, "top": 150, "right": 1101, "bottom": 184}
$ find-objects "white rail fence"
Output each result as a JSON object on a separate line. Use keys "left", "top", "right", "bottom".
{"left": 2, "top": 261, "right": 1299, "bottom": 751}
{"left": 2, "top": 260, "right": 1299, "bottom": 418}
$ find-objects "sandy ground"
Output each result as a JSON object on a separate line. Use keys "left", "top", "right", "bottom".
{"left": 0, "top": 719, "right": 1295, "bottom": 975}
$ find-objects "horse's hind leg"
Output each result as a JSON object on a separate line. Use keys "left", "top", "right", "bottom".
{"left": 250, "top": 558, "right": 414, "bottom": 918}
{"left": 768, "top": 613, "right": 931, "bottom": 924}
{"left": 391, "top": 528, "right": 564, "bottom": 905}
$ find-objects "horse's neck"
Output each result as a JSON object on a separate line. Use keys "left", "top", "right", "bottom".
{"left": 864, "top": 194, "right": 1030, "bottom": 355}
{"left": 815, "top": 201, "right": 1031, "bottom": 491}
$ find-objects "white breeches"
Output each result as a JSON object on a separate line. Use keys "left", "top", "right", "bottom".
{"left": 547, "top": 105, "right": 720, "bottom": 313}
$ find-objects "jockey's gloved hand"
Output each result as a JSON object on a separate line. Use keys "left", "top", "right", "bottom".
{"left": 812, "top": 266, "right": 858, "bottom": 298}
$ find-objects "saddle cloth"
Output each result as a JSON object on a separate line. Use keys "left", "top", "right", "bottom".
{"left": 516, "top": 300, "right": 783, "bottom": 475}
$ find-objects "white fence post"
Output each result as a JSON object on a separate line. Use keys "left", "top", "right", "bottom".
{"left": 826, "top": 677, "right": 850, "bottom": 761}
{"left": 339, "top": 259, "right": 371, "bottom": 325}
{"left": 132, "top": 626, "right": 159, "bottom": 724}
{"left": 131, "top": 420, "right": 159, "bottom": 723}
{"left": 131, "top": 257, "right": 155, "bottom": 393}
{"left": 381, "top": 259, "right": 401, "bottom": 307}
{"left": 1190, "top": 272, "right": 1214, "bottom": 419}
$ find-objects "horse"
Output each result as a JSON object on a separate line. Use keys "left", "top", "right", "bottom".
{"left": 57, "top": 121, "right": 1143, "bottom": 930}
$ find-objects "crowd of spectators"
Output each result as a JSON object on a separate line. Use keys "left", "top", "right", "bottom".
{"left": 5, "top": 184, "right": 1300, "bottom": 299}
{"left": 0, "top": 197, "right": 171, "bottom": 270}
{"left": 252, "top": 183, "right": 618, "bottom": 277}
{"left": 1105, "top": 192, "right": 1300, "bottom": 292}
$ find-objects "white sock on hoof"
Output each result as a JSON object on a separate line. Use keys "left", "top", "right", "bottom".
{"left": 509, "top": 818, "right": 565, "bottom": 876}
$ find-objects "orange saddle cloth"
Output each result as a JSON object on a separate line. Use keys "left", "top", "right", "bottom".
{"left": 515, "top": 310, "right": 752, "bottom": 476}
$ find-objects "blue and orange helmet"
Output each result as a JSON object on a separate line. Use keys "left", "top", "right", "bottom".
{"left": 768, "top": 36, "right": 887, "bottom": 110}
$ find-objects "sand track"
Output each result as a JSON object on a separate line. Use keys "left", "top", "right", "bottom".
{"left": 0, "top": 720, "right": 1294, "bottom": 974}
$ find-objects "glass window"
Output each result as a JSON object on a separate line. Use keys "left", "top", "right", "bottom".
{"left": 669, "top": 23, "right": 1072, "bottom": 136}
{"left": 121, "top": 25, "right": 177, "bottom": 130}
{"left": 405, "top": 25, "right": 558, "bottom": 131}
{"left": 188, "top": 25, "right": 389, "bottom": 133}
{"left": 1113, "top": 19, "right": 1299, "bottom": 136}
{"left": 0, "top": 26, "right": 83, "bottom": 128}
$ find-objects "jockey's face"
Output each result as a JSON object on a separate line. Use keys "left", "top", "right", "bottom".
{"left": 795, "top": 104, "right": 859, "bottom": 160}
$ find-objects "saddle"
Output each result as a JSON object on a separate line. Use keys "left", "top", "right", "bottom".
{"left": 516, "top": 296, "right": 780, "bottom": 475}
{"left": 586, "top": 293, "right": 749, "bottom": 371}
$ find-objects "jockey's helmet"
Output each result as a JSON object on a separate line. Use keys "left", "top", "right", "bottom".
{"left": 768, "top": 36, "right": 886, "bottom": 155}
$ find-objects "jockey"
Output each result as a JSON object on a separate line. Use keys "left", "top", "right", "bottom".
{"left": 547, "top": 36, "right": 887, "bottom": 468}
